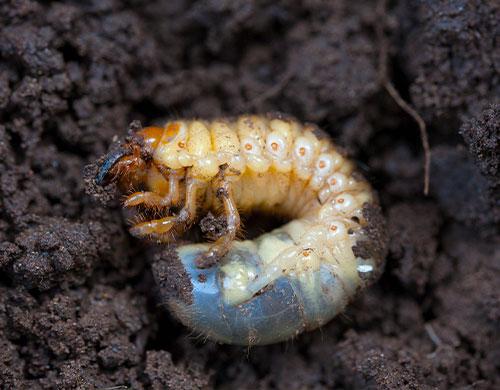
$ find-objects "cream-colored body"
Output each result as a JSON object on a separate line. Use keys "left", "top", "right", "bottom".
{"left": 154, "top": 115, "right": 346, "bottom": 181}
{"left": 151, "top": 115, "right": 370, "bottom": 211}
{"left": 149, "top": 115, "right": 376, "bottom": 306}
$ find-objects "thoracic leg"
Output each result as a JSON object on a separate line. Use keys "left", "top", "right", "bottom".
{"left": 196, "top": 176, "right": 240, "bottom": 268}
{"left": 124, "top": 168, "right": 182, "bottom": 208}
{"left": 129, "top": 171, "right": 199, "bottom": 241}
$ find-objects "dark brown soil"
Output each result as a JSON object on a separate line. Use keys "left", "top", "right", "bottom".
{"left": 0, "top": 1, "right": 498, "bottom": 389}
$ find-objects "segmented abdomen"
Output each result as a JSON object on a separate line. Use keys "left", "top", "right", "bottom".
{"left": 153, "top": 115, "right": 348, "bottom": 183}
{"left": 151, "top": 115, "right": 368, "bottom": 212}
{"left": 148, "top": 114, "right": 386, "bottom": 345}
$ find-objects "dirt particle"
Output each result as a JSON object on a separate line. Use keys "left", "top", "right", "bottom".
{"left": 352, "top": 203, "right": 388, "bottom": 277}
{"left": 388, "top": 202, "right": 441, "bottom": 294}
{"left": 152, "top": 246, "right": 193, "bottom": 306}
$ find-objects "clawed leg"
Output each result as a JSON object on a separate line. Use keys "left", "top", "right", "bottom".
{"left": 124, "top": 191, "right": 172, "bottom": 208}
{"left": 196, "top": 174, "right": 240, "bottom": 268}
{"left": 124, "top": 168, "right": 182, "bottom": 208}
{"left": 129, "top": 215, "right": 177, "bottom": 237}
{"left": 129, "top": 171, "right": 199, "bottom": 241}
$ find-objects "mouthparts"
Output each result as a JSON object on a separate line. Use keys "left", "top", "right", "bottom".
{"left": 95, "top": 146, "right": 129, "bottom": 185}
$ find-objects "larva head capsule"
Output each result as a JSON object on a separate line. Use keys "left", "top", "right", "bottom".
{"left": 95, "top": 126, "right": 163, "bottom": 190}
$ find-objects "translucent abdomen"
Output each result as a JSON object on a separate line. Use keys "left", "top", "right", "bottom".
{"left": 162, "top": 211, "right": 385, "bottom": 346}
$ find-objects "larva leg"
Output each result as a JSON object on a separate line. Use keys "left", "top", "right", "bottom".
{"left": 129, "top": 171, "right": 199, "bottom": 240}
{"left": 124, "top": 191, "right": 171, "bottom": 208}
{"left": 124, "top": 168, "right": 182, "bottom": 208}
{"left": 196, "top": 178, "right": 240, "bottom": 268}
{"left": 129, "top": 215, "right": 177, "bottom": 237}
{"left": 176, "top": 172, "right": 199, "bottom": 228}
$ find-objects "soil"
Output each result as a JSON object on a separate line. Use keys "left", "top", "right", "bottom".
{"left": 0, "top": 1, "right": 498, "bottom": 389}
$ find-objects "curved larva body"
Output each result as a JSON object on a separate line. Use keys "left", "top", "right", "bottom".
{"left": 95, "top": 114, "right": 386, "bottom": 345}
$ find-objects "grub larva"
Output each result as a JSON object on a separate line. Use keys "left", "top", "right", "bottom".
{"left": 95, "top": 113, "right": 387, "bottom": 345}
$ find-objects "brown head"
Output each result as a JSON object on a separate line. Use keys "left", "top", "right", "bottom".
{"left": 95, "top": 126, "right": 164, "bottom": 189}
